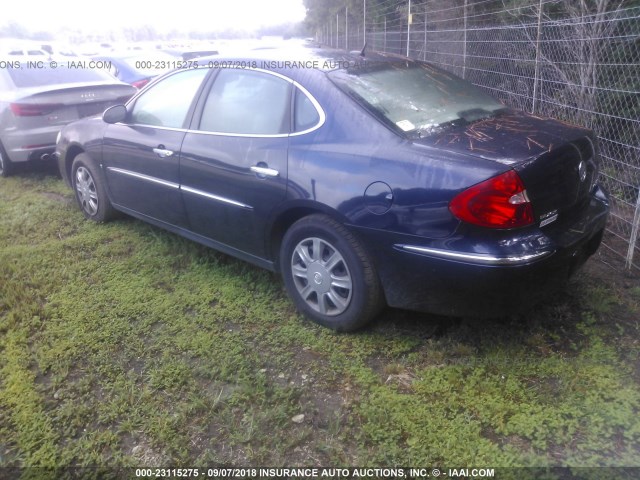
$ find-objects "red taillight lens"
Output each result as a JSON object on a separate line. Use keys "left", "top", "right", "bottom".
{"left": 131, "top": 79, "right": 149, "bottom": 89}
{"left": 449, "top": 170, "right": 534, "bottom": 229}
{"left": 10, "top": 102, "right": 63, "bottom": 116}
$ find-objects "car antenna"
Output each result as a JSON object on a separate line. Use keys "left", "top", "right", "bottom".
{"left": 359, "top": 42, "right": 367, "bottom": 57}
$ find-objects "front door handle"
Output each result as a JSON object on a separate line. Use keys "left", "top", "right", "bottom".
{"left": 250, "top": 165, "right": 279, "bottom": 177}
{"left": 153, "top": 147, "right": 174, "bottom": 158}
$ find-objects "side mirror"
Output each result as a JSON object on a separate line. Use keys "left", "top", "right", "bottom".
{"left": 103, "top": 104, "right": 127, "bottom": 124}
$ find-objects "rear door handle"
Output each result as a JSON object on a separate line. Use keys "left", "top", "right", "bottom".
{"left": 153, "top": 147, "right": 174, "bottom": 158}
{"left": 250, "top": 165, "right": 279, "bottom": 177}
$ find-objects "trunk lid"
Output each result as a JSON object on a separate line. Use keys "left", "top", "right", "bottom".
{"left": 11, "top": 83, "right": 136, "bottom": 127}
{"left": 415, "top": 110, "right": 598, "bottom": 226}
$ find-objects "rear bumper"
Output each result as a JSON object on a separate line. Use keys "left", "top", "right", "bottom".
{"left": 2, "top": 128, "right": 59, "bottom": 163}
{"left": 354, "top": 186, "right": 609, "bottom": 318}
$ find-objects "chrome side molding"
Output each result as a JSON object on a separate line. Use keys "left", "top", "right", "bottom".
{"left": 397, "top": 245, "right": 554, "bottom": 265}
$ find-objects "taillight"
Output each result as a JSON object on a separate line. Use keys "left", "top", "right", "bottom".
{"left": 10, "top": 102, "right": 63, "bottom": 116}
{"left": 131, "top": 79, "right": 149, "bottom": 89}
{"left": 449, "top": 170, "right": 534, "bottom": 229}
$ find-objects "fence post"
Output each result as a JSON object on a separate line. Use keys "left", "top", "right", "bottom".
{"left": 423, "top": 3, "right": 427, "bottom": 61}
{"left": 463, "top": 0, "right": 468, "bottom": 78}
{"left": 628, "top": 191, "right": 640, "bottom": 269}
{"left": 406, "top": 0, "right": 412, "bottom": 57}
{"left": 346, "top": 7, "right": 349, "bottom": 50}
{"left": 384, "top": 16, "right": 387, "bottom": 52}
{"left": 364, "top": 0, "right": 366, "bottom": 45}
{"left": 531, "top": 0, "right": 544, "bottom": 114}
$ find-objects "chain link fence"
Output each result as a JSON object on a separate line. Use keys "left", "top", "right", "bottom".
{"left": 317, "top": 0, "right": 639, "bottom": 270}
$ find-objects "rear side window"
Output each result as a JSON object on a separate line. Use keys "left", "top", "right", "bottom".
{"left": 130, "top": 68, "right": 208, "bottom": 128}
{"left": 6, "top": 66, "right": 116, "bottom": 88}
{"left": 199, "top": 69, "right": 291, "bottom": 135}
{"left": 294, "top": 88, "right": 320, "bottom": 132}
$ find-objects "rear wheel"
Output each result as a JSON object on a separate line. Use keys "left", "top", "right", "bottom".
{"left": 0, "top": 143, "right": 13, "bottom": 177}
{"left": 71, "top": 154, "right": 116, "bottom": 222}
{"left": 280, "top": 214, "right": 384, "bottom": 331}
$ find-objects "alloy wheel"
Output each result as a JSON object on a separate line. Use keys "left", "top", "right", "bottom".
{"left": 75, "top": 166, "right": 99, "bottom": 216}
{"left": 290, "top": 237, "right": 353, "bottom": 316}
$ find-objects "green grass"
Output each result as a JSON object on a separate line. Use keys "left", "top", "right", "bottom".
{"left": 1, "top": 171, "right": 640, "bottom": 472}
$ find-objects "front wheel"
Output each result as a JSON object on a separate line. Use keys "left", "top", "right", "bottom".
{"left": 71, "top": 154, "right": 116, "bottom": 222}
{"left": 280, "top": 214, "right": 384, "bottom": 331}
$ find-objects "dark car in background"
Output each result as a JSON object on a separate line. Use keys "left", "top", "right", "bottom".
{"left": 92, "top": 51, "right": 176, "bottom": 89}
{"left": 162, "top": 47, "right": 219, "bottom": 61}
{"left": 0, "top": 60, "right": 136, "bottom": 177}
{"left": 55, "top": 48, "right": 609, "bottom": 331}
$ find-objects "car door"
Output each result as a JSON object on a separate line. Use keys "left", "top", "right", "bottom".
{"left": 179, "top": 68, "right": 292, "bottom": 258}
{"left": 102, "top": 67, "right": 209, "bottom": 226}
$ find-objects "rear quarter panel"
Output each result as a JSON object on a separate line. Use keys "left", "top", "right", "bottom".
{"left": 283, "top": 69, "right": 506, "bottom": 240}
{"left": 57, "top": 117, "right": 107, "bottom": 186}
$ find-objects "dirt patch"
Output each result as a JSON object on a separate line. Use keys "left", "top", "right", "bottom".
{"left": 131, "top": 440, "right": 169, "bottom": 467}
{"left": 41, "top": 192, "right": 73, "bottom": 205}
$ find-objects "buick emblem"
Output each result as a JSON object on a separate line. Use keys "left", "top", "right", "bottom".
{"left": 578, "top": 161, "right": 587, "bottom": 182}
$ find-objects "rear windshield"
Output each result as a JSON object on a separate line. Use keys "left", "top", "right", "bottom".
{"left": 7, "top": 66, "right": 115, "bottom": 88}
{"left": 328, "top": 62, "right": 504, "bottom": 137}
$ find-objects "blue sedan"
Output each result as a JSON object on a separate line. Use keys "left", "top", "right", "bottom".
{"left": 56, "top": 48, "right": 609, "bottom": 331}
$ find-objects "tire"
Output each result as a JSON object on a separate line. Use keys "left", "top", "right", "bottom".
{"left": 71, "top": 153, "right": 116, "bottom": 222}
{"left": 280, "top": 214, "right": 384, "bottom": 332}
{"left": 0, "top": 142, "right": 13, "bottom": 178}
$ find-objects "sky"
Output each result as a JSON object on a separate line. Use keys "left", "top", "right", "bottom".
{"left": 2, "top": 0, "right": 308, "bottom": 34}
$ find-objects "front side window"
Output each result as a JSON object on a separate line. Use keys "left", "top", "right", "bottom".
{"left": 199, "top": 69, "right": 291, "bottom": 135}
{"left": 130, "top": 68, "right": 208, "bottom": 128}
{"left": 329, "top": 62, "right": 504, "bottom": 137}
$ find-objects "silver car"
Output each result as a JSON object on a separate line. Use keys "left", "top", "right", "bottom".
{"left": 0, "top": 59, "right": 136, "bottom": 176}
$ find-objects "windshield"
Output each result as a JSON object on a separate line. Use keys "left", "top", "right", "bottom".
{"left": 329, "top": 62, "right": 505, "bottom": 136}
